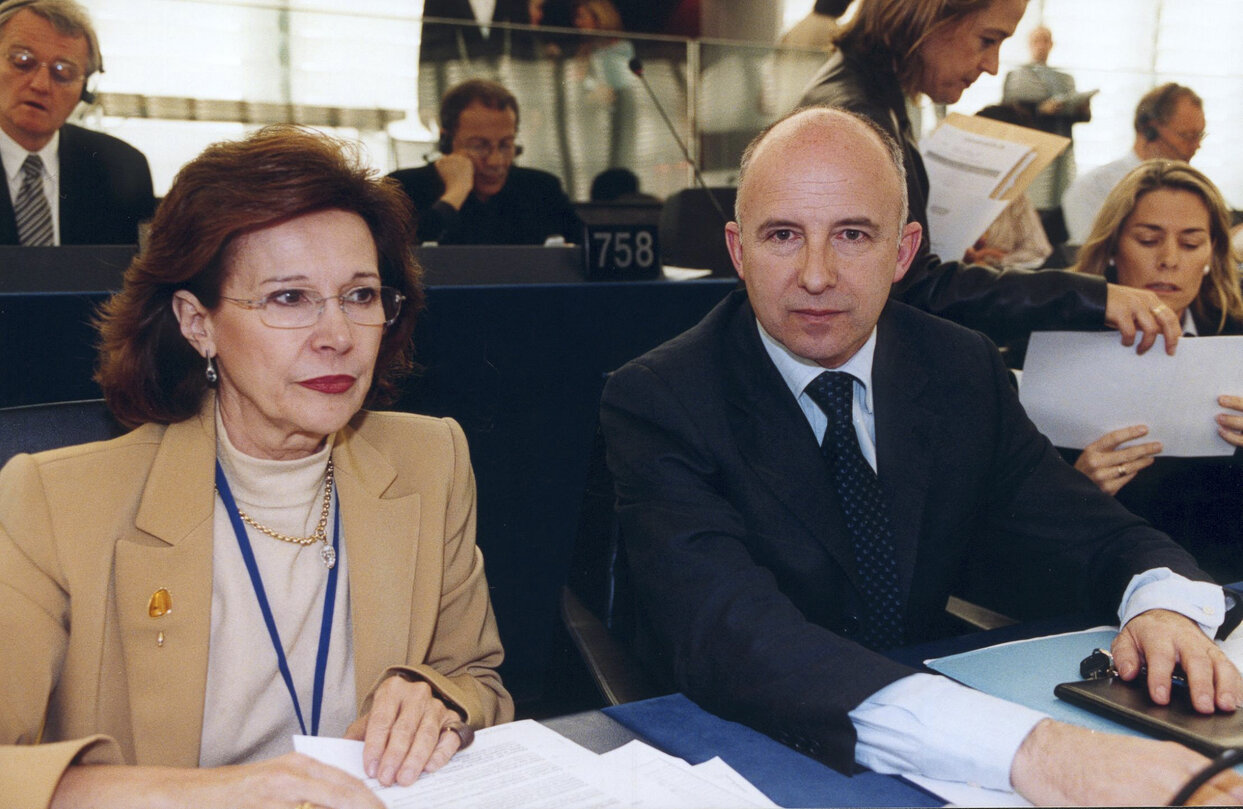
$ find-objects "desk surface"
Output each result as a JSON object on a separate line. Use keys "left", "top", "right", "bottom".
{"left": 602, "top": 694, "right": 939, "bottom": 808}
{"left": 552, "top": 620, "right": 1097, "bottom": 808}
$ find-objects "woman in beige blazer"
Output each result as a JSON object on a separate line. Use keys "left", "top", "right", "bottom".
{"left": 0, "top": 126, "right": 512, "bottom": 808}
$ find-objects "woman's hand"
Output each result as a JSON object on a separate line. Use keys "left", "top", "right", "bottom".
{"left": 1217, "top": 395, "right": 1243, "bottom": 449}
{"left": 344, "top": 676, "right": 466, "bottom": 787}
{"left": 52, "top": 754, "right": 385, "bottom": 809}
{"left": 1074, "top": 424, "right": 1162, "bottom": 495}
{"left": 963, "top": 242, "right": 1005, "bottom": 267}
{"left": 1104, "top": 284, "right": 1181, "bottom": 355}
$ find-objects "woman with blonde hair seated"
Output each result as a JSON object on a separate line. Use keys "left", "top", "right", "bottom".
{"left": 1069, "top": 159, "right": 1243, "bottom": 579}
{"left": 0, "top": 126, "right": 511, "bottom": 808}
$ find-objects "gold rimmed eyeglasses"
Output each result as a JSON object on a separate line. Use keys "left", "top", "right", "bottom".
{"left": 219, "top": 285, "right": 404, "bottom": 329}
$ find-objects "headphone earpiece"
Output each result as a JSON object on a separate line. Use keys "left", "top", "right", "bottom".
{"left": 437, "top": 132, "right": 453, "bottom": 155}
{"left": 80, "top": 81, "right": 96, "bottom": 105}
{"left": 1136, "top": 106, "right": 1159, "bottom": 141}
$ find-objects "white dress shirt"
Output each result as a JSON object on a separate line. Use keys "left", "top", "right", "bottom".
{"left": 756, "top": 319, "right": 1226, "bottom": 790}
{"left": 0, "top": 127, "right": 61, "bottom": 245}
{"left": 1062, "top": 151, "right": 1143, "bottom": 245}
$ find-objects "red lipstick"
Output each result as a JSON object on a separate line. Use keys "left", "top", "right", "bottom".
{"left": 299, "top": 375, "right": 356, "bottom": 394}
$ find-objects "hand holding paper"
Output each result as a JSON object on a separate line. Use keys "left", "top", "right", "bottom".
{"left": 1020, "top": 332, "right": 1243, "bottom": 457}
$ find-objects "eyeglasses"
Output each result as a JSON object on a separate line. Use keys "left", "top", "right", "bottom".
{"left": 458, "top": 140, "right": 523, "bottom": 160}
{"left": 5, "top": 48, "right": 85, "bottom": 85}
{"left": 219, "top": 285, "right": 405, "bottom": 329}
{"left": 1173, "top": 129, "right": 1207, "bottom": 145}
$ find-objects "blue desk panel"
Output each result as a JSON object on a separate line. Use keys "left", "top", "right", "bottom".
{"left": 605, "top": 694, "right": 940, "bottom": 808}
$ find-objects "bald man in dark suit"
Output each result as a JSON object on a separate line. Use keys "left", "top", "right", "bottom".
{"left": 602, "top": 106, "right": 1243, "bottom": 805}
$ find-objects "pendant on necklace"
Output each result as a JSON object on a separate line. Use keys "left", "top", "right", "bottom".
{"left": 320, "top": 543, "right": 337, "bottom": 569}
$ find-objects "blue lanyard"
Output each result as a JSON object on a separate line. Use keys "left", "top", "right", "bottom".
{"left": 214, "top": 460, "right": 340, "bottom": 737}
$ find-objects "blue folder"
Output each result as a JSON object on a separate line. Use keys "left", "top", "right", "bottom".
{"left": 926, "top": 626, "right": 1153, "bottom": 738}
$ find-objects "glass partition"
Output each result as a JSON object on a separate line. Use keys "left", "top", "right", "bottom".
{"left": 79, "top": 3, "right": 706, "bottom": 201}
{"left": 71, "top": 1, "right": 1243, "bottom": 208}
{"left": 694, "top": 37, "right": 826, "bottom": 184}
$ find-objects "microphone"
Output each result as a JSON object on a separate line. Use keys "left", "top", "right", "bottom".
{"left": 628, "top": 57, "right": 730, "bottom": 226}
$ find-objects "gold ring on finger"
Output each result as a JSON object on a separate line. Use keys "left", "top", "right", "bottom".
{"left": 1117, "top": 465, "right": 1126, "bottom": 478}
{"left": 1151, "top": 304, "right": 1170, "bottom": 315}
{"left": 295, "top": 803, "right": 315, "bottom": 809}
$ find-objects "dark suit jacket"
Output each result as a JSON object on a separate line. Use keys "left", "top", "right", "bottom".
{"left": 600, "top": 289, "right": 1209, "bottom": 772}
{"left": 388, "top": 163, "right": 582, "bottom": 245}
{"left": 0, "top": 124, "right": 154, "bottom": 245}
{"left": 419, "top": 0, "right": 528, "bottom": 62}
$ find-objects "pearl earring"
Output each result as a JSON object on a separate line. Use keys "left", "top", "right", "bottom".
{"left": 1203, "top": 264, "right": 1212, "bottom": 276}
{"left": 205, "top": 355, "right": 218, "bottom": 385}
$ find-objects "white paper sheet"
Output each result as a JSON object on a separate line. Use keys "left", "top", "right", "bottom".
{"left": 296, "top": 722, "right": 623, "bottom": 809}
{"left": 596, "top": 741, "right": 778, "bottom": 808}
{"left": 921, "top": 120, "right": 1042, "bottom": 261}
{"left": 1019, "top": 331, "right": 1243, "bottom": 456}
{"left": 921, "top": 126, "right": 1036, "bottom": 199}
{"left": 294, "top": 719, "right": 776, "bottom": 809}
{"left": 926, "top": 193, "right": 1008, "bottom": 263}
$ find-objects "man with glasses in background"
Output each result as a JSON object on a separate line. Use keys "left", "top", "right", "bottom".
{"left": 1062, "top": 83, "right": 1206, "bottom": 245}
{"left": 389, "top": 78, "right": 581, "bottom": 245}
{"left": 0, "top": 0, "right": 153, "bottom": 245}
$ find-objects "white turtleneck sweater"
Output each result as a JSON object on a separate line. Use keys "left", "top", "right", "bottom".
{"left": 199, "top": 414, "right": 358, "bottom": 767}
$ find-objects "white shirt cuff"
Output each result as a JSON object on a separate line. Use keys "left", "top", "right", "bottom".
{"left": 849, "top": 672, "right": 1045, "bottom": 791}
{"left": 1117, "top": 567, "right": 1225, "bottom": 637}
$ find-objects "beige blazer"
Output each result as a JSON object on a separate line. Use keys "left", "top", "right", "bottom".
{"left": 0, "top": 402, "right": 512, "bottom": 808}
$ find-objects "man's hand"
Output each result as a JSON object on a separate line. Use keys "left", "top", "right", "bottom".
{"left": 434, "top": 153, "right": 474, "bottom": 210}
{"left": 1011, "top": 718, "right": 1243, "bottom": 805}
{"left": 1113, "top": 609, "right": 1242, "bottom": 713}
{"left": 1036, "top": 98, "right": 1064, "bottom": 116}
{"left": 1104, "top": 284, "right": 1181, "bottom": 355}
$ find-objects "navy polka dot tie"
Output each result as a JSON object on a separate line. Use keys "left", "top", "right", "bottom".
{"left": 806, "top": 371, "right": 904, "bottom": 650}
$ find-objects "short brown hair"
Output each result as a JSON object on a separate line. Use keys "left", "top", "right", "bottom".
{"left": 439, "top": 79, "right": 519, "bottom": 153}
{"left": 1072, "top": 159, "right": 1243, "bottom": 333}
{"left": 96, "top": 125, "right": 423, "bottom": 427}
{"left": 1134, "top": 83, "right": 1202, "bottom": 140}
{"left": 835, "top": 0, "right": 995, "bottom": 95}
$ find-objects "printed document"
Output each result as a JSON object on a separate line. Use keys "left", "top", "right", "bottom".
{"left": 294, "top": 719, "right": 777, "bottom": 809}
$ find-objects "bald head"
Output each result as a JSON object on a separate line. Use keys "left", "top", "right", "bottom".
{"left": 1028, "top": 26, "right": 1052, "bottom": 64}
{"left": 735, "top": 107, "right": 910, "bottom": 236}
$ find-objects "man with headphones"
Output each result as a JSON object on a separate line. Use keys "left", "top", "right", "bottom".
{"left": 0, "top": 0, "right": 153, "bottom": 245}
{"left": 388, "top": 78, "right": 581, "bottom": 245}
{"left": 1062, "top": 83, "right": 1205, "bottom": 245}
